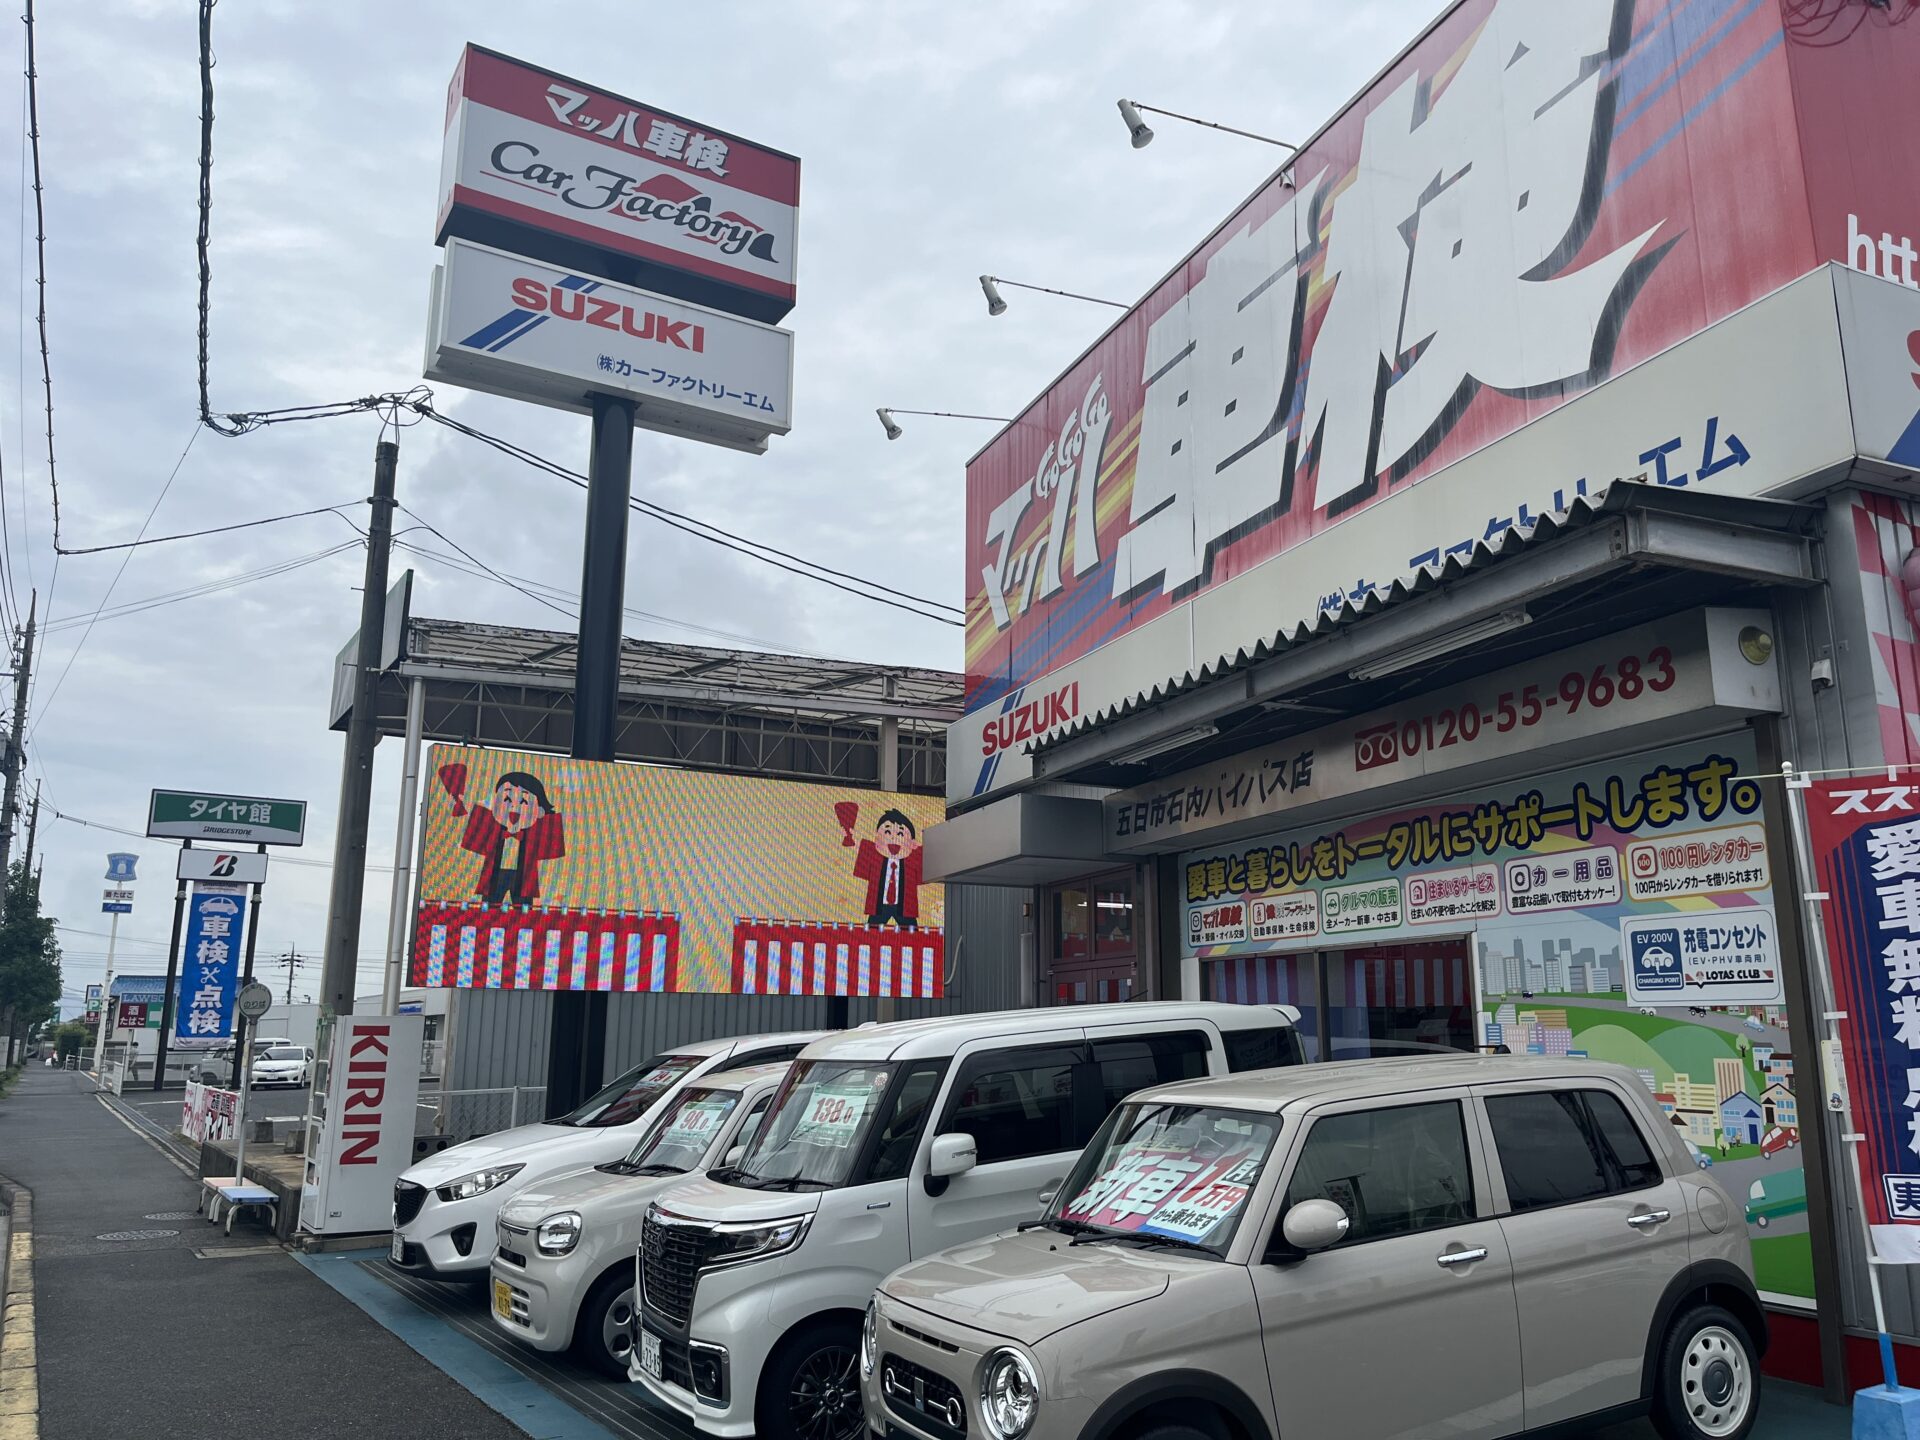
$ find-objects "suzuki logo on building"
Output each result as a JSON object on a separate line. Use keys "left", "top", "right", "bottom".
{"left": 981, "top": 683, "right": 1080, "bottom": 758}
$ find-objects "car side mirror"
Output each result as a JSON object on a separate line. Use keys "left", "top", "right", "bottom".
{"left": 928, "top": 1133, "right": 977, "bottom": 1179}
{"left": 723, "top": 1145, "right": 746, "bottom": 1169}
{"left": 1280, "top": 1199, "right": 1350, "bottom": 1253}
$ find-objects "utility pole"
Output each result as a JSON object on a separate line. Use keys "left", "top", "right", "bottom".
{"left": 21, "top": 781, "right": 40, "bottom": 875}
{"left": 278, "top": 947, "right": 303, "bottom": 1005}
{"left": 544, "top": 394, "right": 635, "bottom": 1117}
{"left": 0, "top": 594, "right": 37, "bottom": 896}
{"left": 319, "top": 437, "right": 397, "bottom": 1020}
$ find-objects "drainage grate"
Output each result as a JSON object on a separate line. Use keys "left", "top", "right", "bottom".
{"left": 95, "top": 1229, "right": 179, "bottom": 1241}
{"left": 144, "top": 1211, "right": 199, "bottom": 1221}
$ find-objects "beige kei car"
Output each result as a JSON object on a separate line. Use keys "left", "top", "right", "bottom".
{"left": 864, "top": 1056, "right": 1764, "bottom": 1440}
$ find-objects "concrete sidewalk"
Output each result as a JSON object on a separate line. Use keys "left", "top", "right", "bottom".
{"left": 0, "top": 1066, "right": 530, "bottom": 1440}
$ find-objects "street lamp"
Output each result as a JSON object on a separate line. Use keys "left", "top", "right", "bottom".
{"left": 1116, "top": 99, "right": 1296, "bottom": 152}
{"left": 977, "top": 275, "right": 1126, "bottom": 318}
{"left": 875, "top": 408, "right": 1016, "bottom": 442}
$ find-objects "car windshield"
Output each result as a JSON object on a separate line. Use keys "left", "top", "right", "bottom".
{"left": 558, "top": 1053, "right": 701, "bottom": 1128}
{"left": 260, "top": 1047, "right": 304, "bottom": 1061}
{"left": 618, "top": 1086, "right": 742, "bottom": 1174}
{"left": 727, "top": 1060, "right": 895, "bottom": 1191}
{"left": 1046, "top": 1101, "right": 1282, "bottom": 1255}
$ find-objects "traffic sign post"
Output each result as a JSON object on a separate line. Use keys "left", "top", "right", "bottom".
{"left": 229, "top": 981, "right": 275, "bottom": 1193}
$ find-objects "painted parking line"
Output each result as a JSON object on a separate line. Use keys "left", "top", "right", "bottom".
{"left": 297, "top": 1249, "right": 621, "bottom": 1440}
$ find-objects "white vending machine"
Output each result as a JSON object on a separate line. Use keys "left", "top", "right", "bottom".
{"left": 298, "top": 1012, "right": 424, "bottom": 1237}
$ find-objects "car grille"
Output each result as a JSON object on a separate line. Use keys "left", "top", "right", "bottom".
{"left": 639, "top": 1211, "right": 722, "bottom": 1328}
{"left": 393, "top": 1180, "right": 427, "bottom": 1228}
{"left": 882, "top": 1354, "right": 967, "bottom": 1440}
{"left": 658, "top": 1331, "right": 695, "bottom": 1391}
{"left": 495, "top": 1222, "right": 530, "bottom": 1269}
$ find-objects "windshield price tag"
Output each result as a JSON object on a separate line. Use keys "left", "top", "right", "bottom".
{"left": 794, "top": 1087, "right": 871, "bottom": 1148}
{"left": 663, "top": 1098, "right": 729, "bottom": 1146}
{"left": 1066, "top": 1145, "right": 1262, "bottom": 1238}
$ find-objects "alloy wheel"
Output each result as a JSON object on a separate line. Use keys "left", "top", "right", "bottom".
{"left": 788, "top": 1342, "right": 862, "bottom": 1440}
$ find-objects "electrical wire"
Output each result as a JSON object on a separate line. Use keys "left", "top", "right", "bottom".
{"left": 392, "top": 535, "right": 858, "bottom": 659}
{"left": 393, "top": 503, "right": 572, "bottom": 619}
{"left": 21, "top": 0, "right": 55, "bottom": 563}
{"left": 48, "top": 804, "right": 393, "bottom": 872}
{"left": 409, "top": 401, "right": 966, "bottom": 626}
{"left": 41, "top": 540, "right": 359, "bottom": 634}
{"left": 54, "top": 497, "right": 363, "bottom": 556}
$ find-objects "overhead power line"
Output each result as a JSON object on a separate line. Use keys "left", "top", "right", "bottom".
{"left": 43, "top": 540, "right": 358, "bottom": 634}
{"left": 409, "top": 401, "right": 966, "bottom": 627}
{"left": 56, "top": 497, "right": 362, "bottom": 556}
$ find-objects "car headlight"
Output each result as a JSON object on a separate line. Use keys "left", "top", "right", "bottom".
{"left": 435, "top": 1164, "right": 525, "bottom": 1202}
{"left": 536, "top": 1211, "right": 582, "bottom": 1256}
{"left": 980, "top": 1348, "right": 1039, "bottom": 1440}
{"left": 705, "top": 1213, "right": 812, "bottom": 1270}
{"left": 861, "top": 1298, "right": 878, "bottom": 1377}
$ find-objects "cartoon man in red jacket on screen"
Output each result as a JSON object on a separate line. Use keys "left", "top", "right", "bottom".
{"left": 853, "top": 809, "right": 923, "bottom": 928}
{"left": 455, "top": 770, "right": 566, "bottom": 906}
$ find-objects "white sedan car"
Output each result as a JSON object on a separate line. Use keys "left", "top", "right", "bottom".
{"left": 490, "top": 1061, "right": 789, "bottom": 1376}
{"left": 249, "top": 1044, "right": 314, "bottom": 1088}
{"left": 390, "top": 1031, "right": 825, "bottom": 1281}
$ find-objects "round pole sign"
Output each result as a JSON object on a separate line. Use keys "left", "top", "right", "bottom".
{"left": 236, "top": 982, "right": 274, "bottom": 1022}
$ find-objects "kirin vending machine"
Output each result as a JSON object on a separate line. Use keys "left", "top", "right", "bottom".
{"left": 299, "top": 1012, "right": 424, "bottom": 1237}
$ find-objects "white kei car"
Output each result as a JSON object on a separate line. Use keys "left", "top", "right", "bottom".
{"left": 490, "top": 1062, "right": 789, "bottom": 1376}
{"left": 390, "top": 1031, "right": 825, "bottom": 1280}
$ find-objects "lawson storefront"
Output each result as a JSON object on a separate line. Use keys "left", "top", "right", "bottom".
{"left": 923, "top": 0, "right": 1920, "bottom": 1395}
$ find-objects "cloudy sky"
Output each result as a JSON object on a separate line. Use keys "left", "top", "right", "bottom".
{"left": 16, "top": 0, "right": 1438, "bottom": 1016}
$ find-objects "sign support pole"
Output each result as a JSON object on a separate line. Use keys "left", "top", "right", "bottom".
{"left": 152, "top": 841, "right": 192, "bottom": 1092}
{"left": 320, "top": 437, "right": 398, "bottom": 1019}
{"left": 382, "top": 676, "right": 427, "bottom": 1012}
{"left": 229, "top": 844, "right": 267, "bottom": 1090}
{"left": 94, "top": 908, "right": 119, "bottom": 1071}
{"left": 545, "top": 393, "right": 634, "bottom": 1117}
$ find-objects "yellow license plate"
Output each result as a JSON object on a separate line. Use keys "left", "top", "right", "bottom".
{"left": 493, "top": 1279, "right": 512, "bottom": 1319}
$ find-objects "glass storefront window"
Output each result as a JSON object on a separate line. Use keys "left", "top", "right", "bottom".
{"left": 1324, "top": 942, "right": 1474, "bottom": 1057}
{"left": 1053, "top": 885, "right": 1091, "bottom": 962}
{"left": 1093, "top": 877, "right": 1135, "bottom": 957}
{"left": 1203, "top": 952, "right": 1322, "bottom": 1062}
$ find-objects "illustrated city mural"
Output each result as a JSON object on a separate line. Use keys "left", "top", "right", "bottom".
{"left": 1183, "top": 734, "right": 1811, "bottom": 1302}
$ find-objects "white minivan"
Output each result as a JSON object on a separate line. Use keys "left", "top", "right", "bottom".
{"left": 629, "top": 1001, "right": 1304, "bottom": 1440}
{"left": 391, "top": 1030, "right": 826, "bottom": 1279}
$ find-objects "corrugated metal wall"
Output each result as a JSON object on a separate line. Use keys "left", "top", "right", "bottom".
{"left": 447, "top": 882, "right": 1031, "bottom": 1092}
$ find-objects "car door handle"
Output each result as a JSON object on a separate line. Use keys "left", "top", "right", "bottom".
{"left": 1627, "top": 1209, "right": 1671, "bottom": 1229}
{"left": 1436, "top": 1247, "right": 1488, "bottom": 1269}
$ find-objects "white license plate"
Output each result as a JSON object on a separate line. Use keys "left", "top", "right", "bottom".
{"left": 639, "top": 1328, "right": 662, "bottom": 1379}
{"left": 391, "top": 1233, "right": 405, "bottom": 1264}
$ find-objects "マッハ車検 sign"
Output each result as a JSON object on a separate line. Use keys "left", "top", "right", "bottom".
{"left": 437, "top": 45, "right": 799, "bottom": 324}
{"left": 1807, "top": 776, "right": 1920, "bottom": 1264}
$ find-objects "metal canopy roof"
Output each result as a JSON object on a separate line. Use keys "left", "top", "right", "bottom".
{"left": 334, "top": 613, "right": 963, "bottom": 796}
{"left": 1027, "top": 482, "right": 1822, "bottom": 792}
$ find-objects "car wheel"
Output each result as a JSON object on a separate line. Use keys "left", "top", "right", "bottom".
{"left": 1134, "top": 1427, "right": 1216, "bottom": 1440}
{"left": 1652, "top": 1304, "right": 1759, "bottom": 1440}
{"left": 757, "top": 1319, "right": 863, "bottom": 1440}
{"left": 572, "top": 1270, "right": 637, "bottom": 1379}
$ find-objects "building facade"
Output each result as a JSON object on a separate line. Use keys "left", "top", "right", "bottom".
{"left": 928, "top": 0, "right": 1920, "bottom": 1392}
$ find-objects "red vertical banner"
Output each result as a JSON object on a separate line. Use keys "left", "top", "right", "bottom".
{"left": 1807, "top": 776, "right": 1920, "bottom": 1262}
